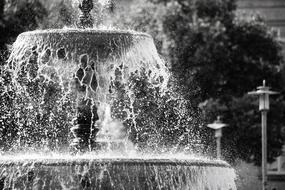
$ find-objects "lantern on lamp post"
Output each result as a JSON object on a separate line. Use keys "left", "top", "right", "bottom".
{"left": 248, "top": 80, "right": 279, "bottom": 190}
{"left": 207, "top": 116, "right": 228, "bottom": 159}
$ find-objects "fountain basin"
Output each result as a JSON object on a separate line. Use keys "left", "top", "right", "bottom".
{"left": 0, "top": 157, "right": 236, "bottom": 190}
{"left": 4, "top": 29, "right": 236, "bottom": 190}
{"left": 10, "top": 29, "right": 152, "bottom": 63}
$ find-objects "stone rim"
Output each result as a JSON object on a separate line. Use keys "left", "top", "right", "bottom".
{"left": 19, "top": 29, "right": 152, "bottom": 39}
{"left": 0, "top": 158, "right": 231, "bottom": 168}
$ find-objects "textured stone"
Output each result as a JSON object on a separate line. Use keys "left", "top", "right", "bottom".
{"left": 0, "top": 158, "right": 236, "bottom": 190}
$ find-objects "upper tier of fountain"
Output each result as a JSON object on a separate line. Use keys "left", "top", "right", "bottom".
{"left": 7, "top": 28, "right": 170, "bottom": 151}
{"left": 11, "top": 29, "right": 152, "bottom": 63}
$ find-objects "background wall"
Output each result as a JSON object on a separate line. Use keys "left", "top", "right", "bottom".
{"left": 238, "top": 0, "right": 285, "bottom": 38}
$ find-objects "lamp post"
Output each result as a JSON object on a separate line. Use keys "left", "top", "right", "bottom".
{"left": 207, "top": 116, "right": 228, "bottom": 159}
{"left": 248, "top": 80, "right": 278, "bottom": 190}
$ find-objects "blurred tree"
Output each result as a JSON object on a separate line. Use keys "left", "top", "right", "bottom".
{"left": 0, "top": 1, "right": 4, "bottom": 18}
{"left": 199, "top": 96, "right": 285, "bottom": 165}
{"left": 0, "top": 0, "right": 47, "bottom": 60}
{"left": 41, "top": 0, "right": 75, "bottom": 29}
{"left": 115, "top": 0, "right": 285, "bottom": 165}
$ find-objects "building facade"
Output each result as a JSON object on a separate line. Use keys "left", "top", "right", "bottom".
{"left": 238, "top": 0, "right": 285, "bottom": 38}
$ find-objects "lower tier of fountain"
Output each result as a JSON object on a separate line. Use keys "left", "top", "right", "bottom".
{"left": 0, "top": 156, "right": 236, "bottom": 190}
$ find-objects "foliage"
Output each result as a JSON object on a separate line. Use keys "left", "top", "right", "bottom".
{"left": 0, "top": 0, "right": 47, "bottom": 61}
{"left": 199, "top": 96, "right": 285, "bottom": 165}
{"left": 40, "top": 0, "right": 75, "bottom": 29}
{"left": 112, "top": 1, "right": 167, "bottom": 52}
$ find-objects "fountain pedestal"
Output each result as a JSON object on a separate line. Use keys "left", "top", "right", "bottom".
{"left": 78, "top": 0, "right": 94, "bottom": 29}
{"left": 70, "top": 98, "right": 99, "bottom": 152}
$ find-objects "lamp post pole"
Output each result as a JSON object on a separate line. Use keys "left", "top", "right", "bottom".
{"left": 248, "top": 80, "right": 278, "bottom": 190}
{"left": 216, "top": 128, "right": 222, "bottom": 159}
{"left": 207, "top": 116, "right": 228, "bottom": 159}
{"left": 261, "top": 110, "right": 267, "bottom": 190}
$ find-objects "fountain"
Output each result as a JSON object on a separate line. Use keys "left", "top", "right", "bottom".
{"left": 0, "top": 0, "right": 237, "bottom": 189}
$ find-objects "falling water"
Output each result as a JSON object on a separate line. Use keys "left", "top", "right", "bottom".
{"left": 0, "top": 3, "right": 237, "bottom": 188}
{"left": 4, "top": 29, "right": 169, "bottom": 150}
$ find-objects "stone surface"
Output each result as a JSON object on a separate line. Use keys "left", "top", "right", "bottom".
{"left": 0, "top": 158, "right": 236, "bottom": 190}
